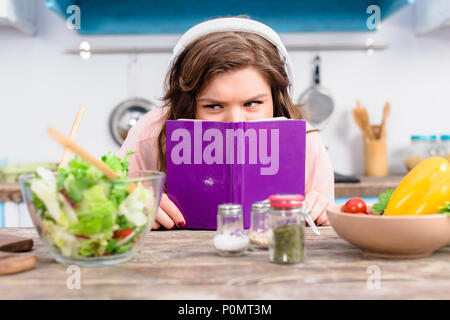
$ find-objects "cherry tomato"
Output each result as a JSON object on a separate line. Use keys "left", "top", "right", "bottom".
{"left": 113, "top": 228, "right": 134, "bottom": 239}
{"left": 343, "top": 197, "right": 367, "bottom": 214}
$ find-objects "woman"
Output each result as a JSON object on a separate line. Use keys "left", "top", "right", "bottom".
{"left": 119, "top": 17, "right": 335, "bottom": 229}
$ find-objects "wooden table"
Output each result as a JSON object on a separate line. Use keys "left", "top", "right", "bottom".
{"left": 334, "top": 175, "right": 403, "bottom": 198}
{"left": 1, "top": 227, "right": 448, "bottom": 299}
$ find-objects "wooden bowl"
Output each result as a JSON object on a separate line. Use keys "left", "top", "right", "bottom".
{"left": 327, "top": 204, "right": 450, "bottom": 259}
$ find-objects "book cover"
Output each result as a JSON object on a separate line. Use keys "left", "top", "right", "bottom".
{"left": 166, "top": 119, "right": 306, "bottom": 230}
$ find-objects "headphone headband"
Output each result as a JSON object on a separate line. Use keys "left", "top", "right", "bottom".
{"left": 169, "top": 17, "right": 295, "bottom": 98}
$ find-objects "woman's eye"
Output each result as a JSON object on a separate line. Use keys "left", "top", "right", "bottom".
{"left": 203, "top": 104, "right": 222, "bottom": 110}
{"left": 244, "top": 101, "right": 263, "bottom": 108}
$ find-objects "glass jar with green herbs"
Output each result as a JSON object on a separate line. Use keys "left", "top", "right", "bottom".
{"left": 268, "top": 194, "right": 307, "bottom": 264}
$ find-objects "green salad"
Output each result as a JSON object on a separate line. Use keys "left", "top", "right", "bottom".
{"left": 28, "top": 152, "right": 155, "bottom": 258}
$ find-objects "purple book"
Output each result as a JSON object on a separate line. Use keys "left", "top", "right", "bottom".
{"left": 166, "top": 119, "right": 306, "bottom": 230}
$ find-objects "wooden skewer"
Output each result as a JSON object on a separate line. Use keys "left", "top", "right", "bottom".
{"left": 352, "top": 109, "right": 366, "bottom": 133}
{"left": 48, "top": 127, "right": 136, "bottom": 193}
{"left": 380, "top": 102, "right": 390, "bottom": 139}
{"left": 353, "top": 102, "right": 375, "bottom": 140}
{"left": 360, "top": 107, "right": 375, "bottom": 140}
{"left": 59, "top": 107, "right": 85, "bottom": 167}
{"left": 382, "top": 102, "right": 391, "bottom": 126}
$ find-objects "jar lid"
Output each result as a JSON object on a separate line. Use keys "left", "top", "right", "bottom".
{"left": 218, "top": 203, "right": 242, "bottom": 216}
{"left": 441, "top": 135, "right": 450, "bottom": 141}
{"left": 268, "top": 194, "right": 304, "bottom": 209}
{"left": 411, "top": 135, "right": 437, "bottom": 141}
{"left": 252, "top": 199, "right": 270, "bottom": 212}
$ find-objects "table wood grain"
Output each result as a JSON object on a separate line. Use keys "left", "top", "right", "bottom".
{"left": 0, "top": 227, "right": 448, "bottom": 300}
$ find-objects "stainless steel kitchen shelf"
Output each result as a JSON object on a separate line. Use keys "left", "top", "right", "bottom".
{"left": 65, "top": 43, "right": 388, "bottom": 55}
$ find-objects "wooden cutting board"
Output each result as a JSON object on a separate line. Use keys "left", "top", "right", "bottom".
{"left": 0, "top": 234, "right": 34, "bottom": 252}
{"left": 0, "top": 234, "right": 37, "bottom": 275}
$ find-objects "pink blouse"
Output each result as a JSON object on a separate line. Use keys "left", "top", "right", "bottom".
{"left": 118, "top": 107, "right": 335, "bottom": 225}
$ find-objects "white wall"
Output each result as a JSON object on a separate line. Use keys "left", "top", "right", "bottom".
{"left": 1, "top": 1, "right": 449, "bottom": 175}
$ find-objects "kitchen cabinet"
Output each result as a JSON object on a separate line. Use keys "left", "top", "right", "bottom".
{"left": 0, "top": 183, "right": 32, "bottom": 227}
{"left": 0, "top": 0, "right": 36, "bottom": 35}
{"left": 1, "top": 202, "right": 32, "bottom": 228}
{"left": 46, "top": 0, "right": 411, "bottom": 34}
{"left": 0, "top": 227, "right": 449, "bottom": 299}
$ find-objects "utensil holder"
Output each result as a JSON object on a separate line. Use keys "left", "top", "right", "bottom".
{"left": 363, "top": 138, "right": 388, "bottom": 177}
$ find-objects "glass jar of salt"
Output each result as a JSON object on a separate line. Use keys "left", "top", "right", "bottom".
{"left": 248, "top": 200, "right": 270, "bottom": 250}
{"left": 268, "top": 194, "right": 317, "bottom": 264}
{"left": 213, "top": 204, "right": 248, "bottom": 256}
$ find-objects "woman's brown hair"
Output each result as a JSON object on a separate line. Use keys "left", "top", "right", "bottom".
{"left": 157, "top": 30, "right": 307, "bottom": 173}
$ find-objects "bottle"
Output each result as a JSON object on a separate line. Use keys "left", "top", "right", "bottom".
{"left": 248, "top": 200, "right": 270, "bottom": 250}
{"left": 403, "top": 135, "right": 439, "bottom": 171}
{"left": 440, "top": 135, "right": 450, "bottom": 162}
{"left": 213, "top": 204, "right": 248, "bottom": 256}
{"left": 267, "top": 194, "right": 309, "bottom": 264}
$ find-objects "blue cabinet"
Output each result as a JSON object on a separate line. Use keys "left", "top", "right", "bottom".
{"left": 46, "top": 0, "right": 412, "bottom": 34}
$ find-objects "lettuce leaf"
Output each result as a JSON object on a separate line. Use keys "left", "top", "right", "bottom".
{"left": 63, "top": 174, "right": 91, "bottom": 204}
{"left": 101, "top": 152, "right": 134, "bottom": 206}
{"left": 371, "top": 189, "right": 394, "bottom": 215}
{"left": 438, "top": 202, "right": 450, "bottom": 215}
{"left": 32, "top": 190, "right": 47, "bottom": 215}
{"left": 102, "top": 151, "right": 134, "bottom": 176}
{"left": 30, "top": 167, "right": 61, "bottom": 222}
{"left": 116, "top": 214, "right": 135, "bottom": 230}
{"left": 102, "top": 152, "right": 122, "bottom": 173}
{"left": 58, "top": 193, "right": 78, "bottom": 223}
{"left": 118, "top": 182, "right": 153, "bottom": 227}
{"left": 78, "top": 231, "right": 112, "bottom": 257}
{"left": 69, "top": 185, "right": 117, "bottom": 236}
{"left": 44, "top": 220, "right": 80, "bottom": 257}
{"left": 110, "top": 180, "right": 128, "bottom": 207}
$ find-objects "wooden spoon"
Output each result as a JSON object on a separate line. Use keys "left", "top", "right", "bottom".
{"left": 59, "top": 107, "right": 85, "bottom": 167}
{"left": 352, "top": 109, "right": 370, "bottom": 139}
{"left": 352, "top": 108, "right": 365, "bottom": 132}
{"left": 360, "top": 107, "right": 375, "bottom": 140}
{"left": 353, "top": 102, "right": 375, "bottom": 140}
{"left": 47, "top": 127, "right": 136, "bottom": 193}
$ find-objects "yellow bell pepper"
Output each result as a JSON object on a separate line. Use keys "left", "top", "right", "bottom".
{"left": 385, "top": 157, "right": 450, "bottom": 216}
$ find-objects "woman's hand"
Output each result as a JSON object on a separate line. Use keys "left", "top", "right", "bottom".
{"left": 305, "top": 191, "right": 331, "bottom": 226}
{"left": 151, "top": 193, "right": 186, "bottom": 230}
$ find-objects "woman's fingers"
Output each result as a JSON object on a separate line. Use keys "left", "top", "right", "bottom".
{"left": 316, "top": 211, "right": 330, "bottom": 226}
{"left": 152, "top": 220, "right": 161, "bottom": 230}
{"left": 305, "top": 191, "right": 331, "bottom": 226}
{"left": 156, "top": 207, "right": 176, "bottom": 229}
{"left": 160, "top": 193, "right": 186, "bottom": 228}
{"left": 305, "top": 191, "right": 321, "bottom": 221}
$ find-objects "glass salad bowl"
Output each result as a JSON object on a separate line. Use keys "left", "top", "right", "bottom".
{"left": 20, "top": 169, "right": 165, "bottom": 266}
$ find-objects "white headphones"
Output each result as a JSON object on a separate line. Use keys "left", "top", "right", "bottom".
{"left": 169, "top": 17, "right": 295, "bottom": 98}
